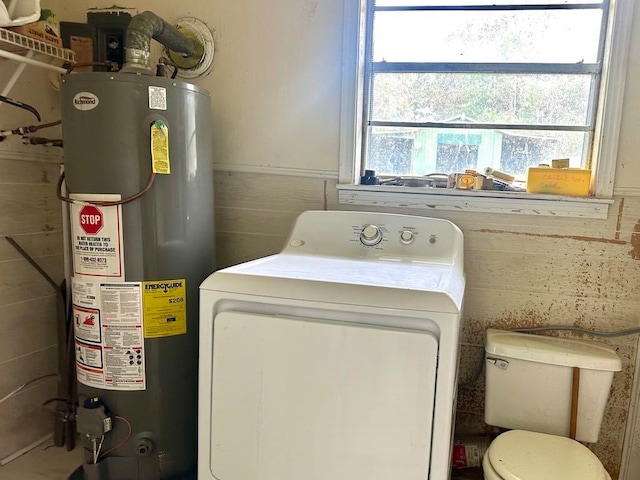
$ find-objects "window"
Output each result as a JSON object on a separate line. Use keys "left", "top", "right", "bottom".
{"left": 338, "top": 0, "right": 634, "bottom": 217}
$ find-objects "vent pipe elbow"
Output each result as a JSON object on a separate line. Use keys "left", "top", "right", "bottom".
{"left": 122, "top": 11, "right": 198, "bottom": 74}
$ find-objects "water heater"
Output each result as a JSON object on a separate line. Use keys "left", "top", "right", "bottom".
{"left": 61, "top": 72, "right": 214, "bottom": 479}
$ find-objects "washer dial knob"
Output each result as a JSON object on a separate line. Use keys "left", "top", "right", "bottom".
{"left": 360, "top": 224, "right": 383, "bottom": 246}
{"left": 400, "top": 230, "right": 415, "bottom": 244}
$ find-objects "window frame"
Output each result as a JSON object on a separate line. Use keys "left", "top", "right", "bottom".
{"left": 338, "top": 0, "right": 635, "bottom": 218}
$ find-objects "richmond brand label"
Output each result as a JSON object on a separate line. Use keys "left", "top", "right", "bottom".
{"left": 73, "top": 92, "right": 99, "bottom": 111}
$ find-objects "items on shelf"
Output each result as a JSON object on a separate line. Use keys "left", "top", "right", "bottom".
{"left": 7, "top": 8, "right": 60, "bottom": 46}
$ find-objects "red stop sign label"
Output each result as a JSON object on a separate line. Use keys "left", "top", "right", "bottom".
{"left": 79, "top": 205, "right": 104, "bottom": 235}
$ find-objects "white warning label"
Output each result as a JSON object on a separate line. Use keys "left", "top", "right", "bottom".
{"left": 69, "top": 194, "right": 124, "bottom": 280}
{"left": 72, "top": 277, "right": 146, "bottom": 391}
{"left": 148, "top": 86, "right": 167, "bottom": 110}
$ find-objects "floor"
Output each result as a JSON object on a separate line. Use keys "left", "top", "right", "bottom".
{"left": 0, "top": 443, "right": 484, "bottom": 479}
{"left": 0, "top": 443, "right": 83, "bottom": 480}
{"left": 452, "top": 468, "right": 484, "bottom": 479}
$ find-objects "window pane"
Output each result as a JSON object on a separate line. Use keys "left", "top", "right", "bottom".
{"left": 366, "top": 126, "right": 586, "bottom": 176}
{"left": 372, "top": 9, "right": 602, "bottom": 63}
{"left": 375, "top": 1, "right": 604, "bottom": 7}
{"left": 370, "top": 72, "right": 592, "bottom": 126}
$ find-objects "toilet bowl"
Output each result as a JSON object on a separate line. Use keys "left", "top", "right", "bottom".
{"left": 482, "top": 430, "right": 610, "bottom": 480}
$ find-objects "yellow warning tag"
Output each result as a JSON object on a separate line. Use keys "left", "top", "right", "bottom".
{"left": 142, "top": 279, "right": 186, "bottom": 338}
{"left": 151, "top": 120, "right": 170, "bottom": 174}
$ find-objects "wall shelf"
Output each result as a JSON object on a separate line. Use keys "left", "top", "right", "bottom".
{"left": 0, "top": 26, "right": 75, "bottom": 100}
{"left": 0, "top": 27, "right": 75, "bottom": 73}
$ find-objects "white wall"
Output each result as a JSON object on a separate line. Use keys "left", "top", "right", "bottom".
{"left": 614, "top": 0, "right": 640, "bottom": 195}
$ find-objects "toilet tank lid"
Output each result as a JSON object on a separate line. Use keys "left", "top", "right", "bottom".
{"left": 485, "top": 329, "right": 622, "bottom": 371}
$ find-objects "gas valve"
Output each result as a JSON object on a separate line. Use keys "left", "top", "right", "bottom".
{"left": 76, "top": 397, "right": 112, "bottom": 464}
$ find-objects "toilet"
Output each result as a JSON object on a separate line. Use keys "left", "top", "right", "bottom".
{"left": 482, "top": 329, "right": 622, "bottom": 480}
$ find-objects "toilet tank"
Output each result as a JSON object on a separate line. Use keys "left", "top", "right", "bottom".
{"left": 484, "top": 329, "right": 622, "bottom": 443}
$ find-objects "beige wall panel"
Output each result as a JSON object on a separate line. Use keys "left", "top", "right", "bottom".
{"left": 215, "top": 173, "right": 330, "bottom": 211}
{"left": 462, "top": 287, "right": 640, "bottom": 341}
{"left": 464, "top": 252, "right": 640, "bottom": 301}
{"left": 463, "top": 230, "right": 629, "bottom": 259}
{"left": 0, "top": 346, "right": 57, "bottom": 458}
{"left": 611, "top": 197, "right": 640, "bottom": 234}
{"left": 215, "top": 206, "right": 299, "bottom": 237}
{"left": 0, "top": 74, "right": 60, "bottom": 135}
{"left": 0, "top": 380, "right": 57, "bottom": 460}
{"left": 0, "top": 346, "right": 57, "bottom": 398}
{"left": 0, "top": 296, "right": 58, "bottom": 364}
{"left": 325, "top": 180, "right": 340, "bottom": 209}
{"left": 214, "top": 173, "right": 331, "bottom": 267}
{"left": 609, "top": 349, "right": 637, "bottom": 410}
{"left": 0, "top": 255, "right": 63, "bottom": 306}
{"left": 0, "top": 158, "right": 61, "bottom": 185}
{"left": 0, "top": 186, "right": 62, "bottom": 235}
{"left": 216, "top": 232, "right": 287, "bottom": 269}
{"left": 0, "top": 141, "right": 61, "bottom": 161}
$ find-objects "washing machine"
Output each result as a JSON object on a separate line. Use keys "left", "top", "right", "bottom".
{"left": 198, "top": 210, "right": 465, "bottom": 480}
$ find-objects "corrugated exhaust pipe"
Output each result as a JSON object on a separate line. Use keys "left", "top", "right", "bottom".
{"left": 122, "top": 11, "right": 200, "bottom": 74}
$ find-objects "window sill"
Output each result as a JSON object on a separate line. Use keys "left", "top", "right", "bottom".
{"left": 336, "top": 184, "right": 613, "bottom": 219}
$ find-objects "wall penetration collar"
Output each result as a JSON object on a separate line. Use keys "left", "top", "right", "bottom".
{"left": 166, "top": 17, "right": 214, "bottom": 79}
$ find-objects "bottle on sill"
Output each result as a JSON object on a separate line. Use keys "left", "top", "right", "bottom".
{"left": 360, "top": 169, "right": 380, "bottom": 185}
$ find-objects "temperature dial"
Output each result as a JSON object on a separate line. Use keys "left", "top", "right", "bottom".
{"left": 360, "top": 224, "right": 383, "bottom": 246}
{"left": 400, "top": 230, "right": 415, "bottom": 244}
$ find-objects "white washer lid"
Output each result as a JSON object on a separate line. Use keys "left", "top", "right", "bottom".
{"left": 488, "top": 430, "right": 609, "bottom": 480}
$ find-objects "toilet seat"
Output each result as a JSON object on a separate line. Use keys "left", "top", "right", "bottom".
{"left": 483, "top": 430, "right": 610, "bottom": 480}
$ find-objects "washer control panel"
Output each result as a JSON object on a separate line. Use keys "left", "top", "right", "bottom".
{"left": 357, "top": 224, "right": 424, "bottom": 248}
{"left": 284, "top": 211, "right": 462, "bottom": 263}
{"left": 356, "top": 224, "right": 430, "bottom": 249}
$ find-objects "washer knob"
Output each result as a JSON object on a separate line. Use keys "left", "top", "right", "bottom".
{"left": 400, "top": 230, "right": 414, "bottom": 244}
{"left": 360, "top": 224, "right": 382, "bottom": 246}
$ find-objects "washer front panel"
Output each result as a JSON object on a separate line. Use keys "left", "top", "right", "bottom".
{"left": 210, "top": 311, "right": 438, "bottom": 480}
